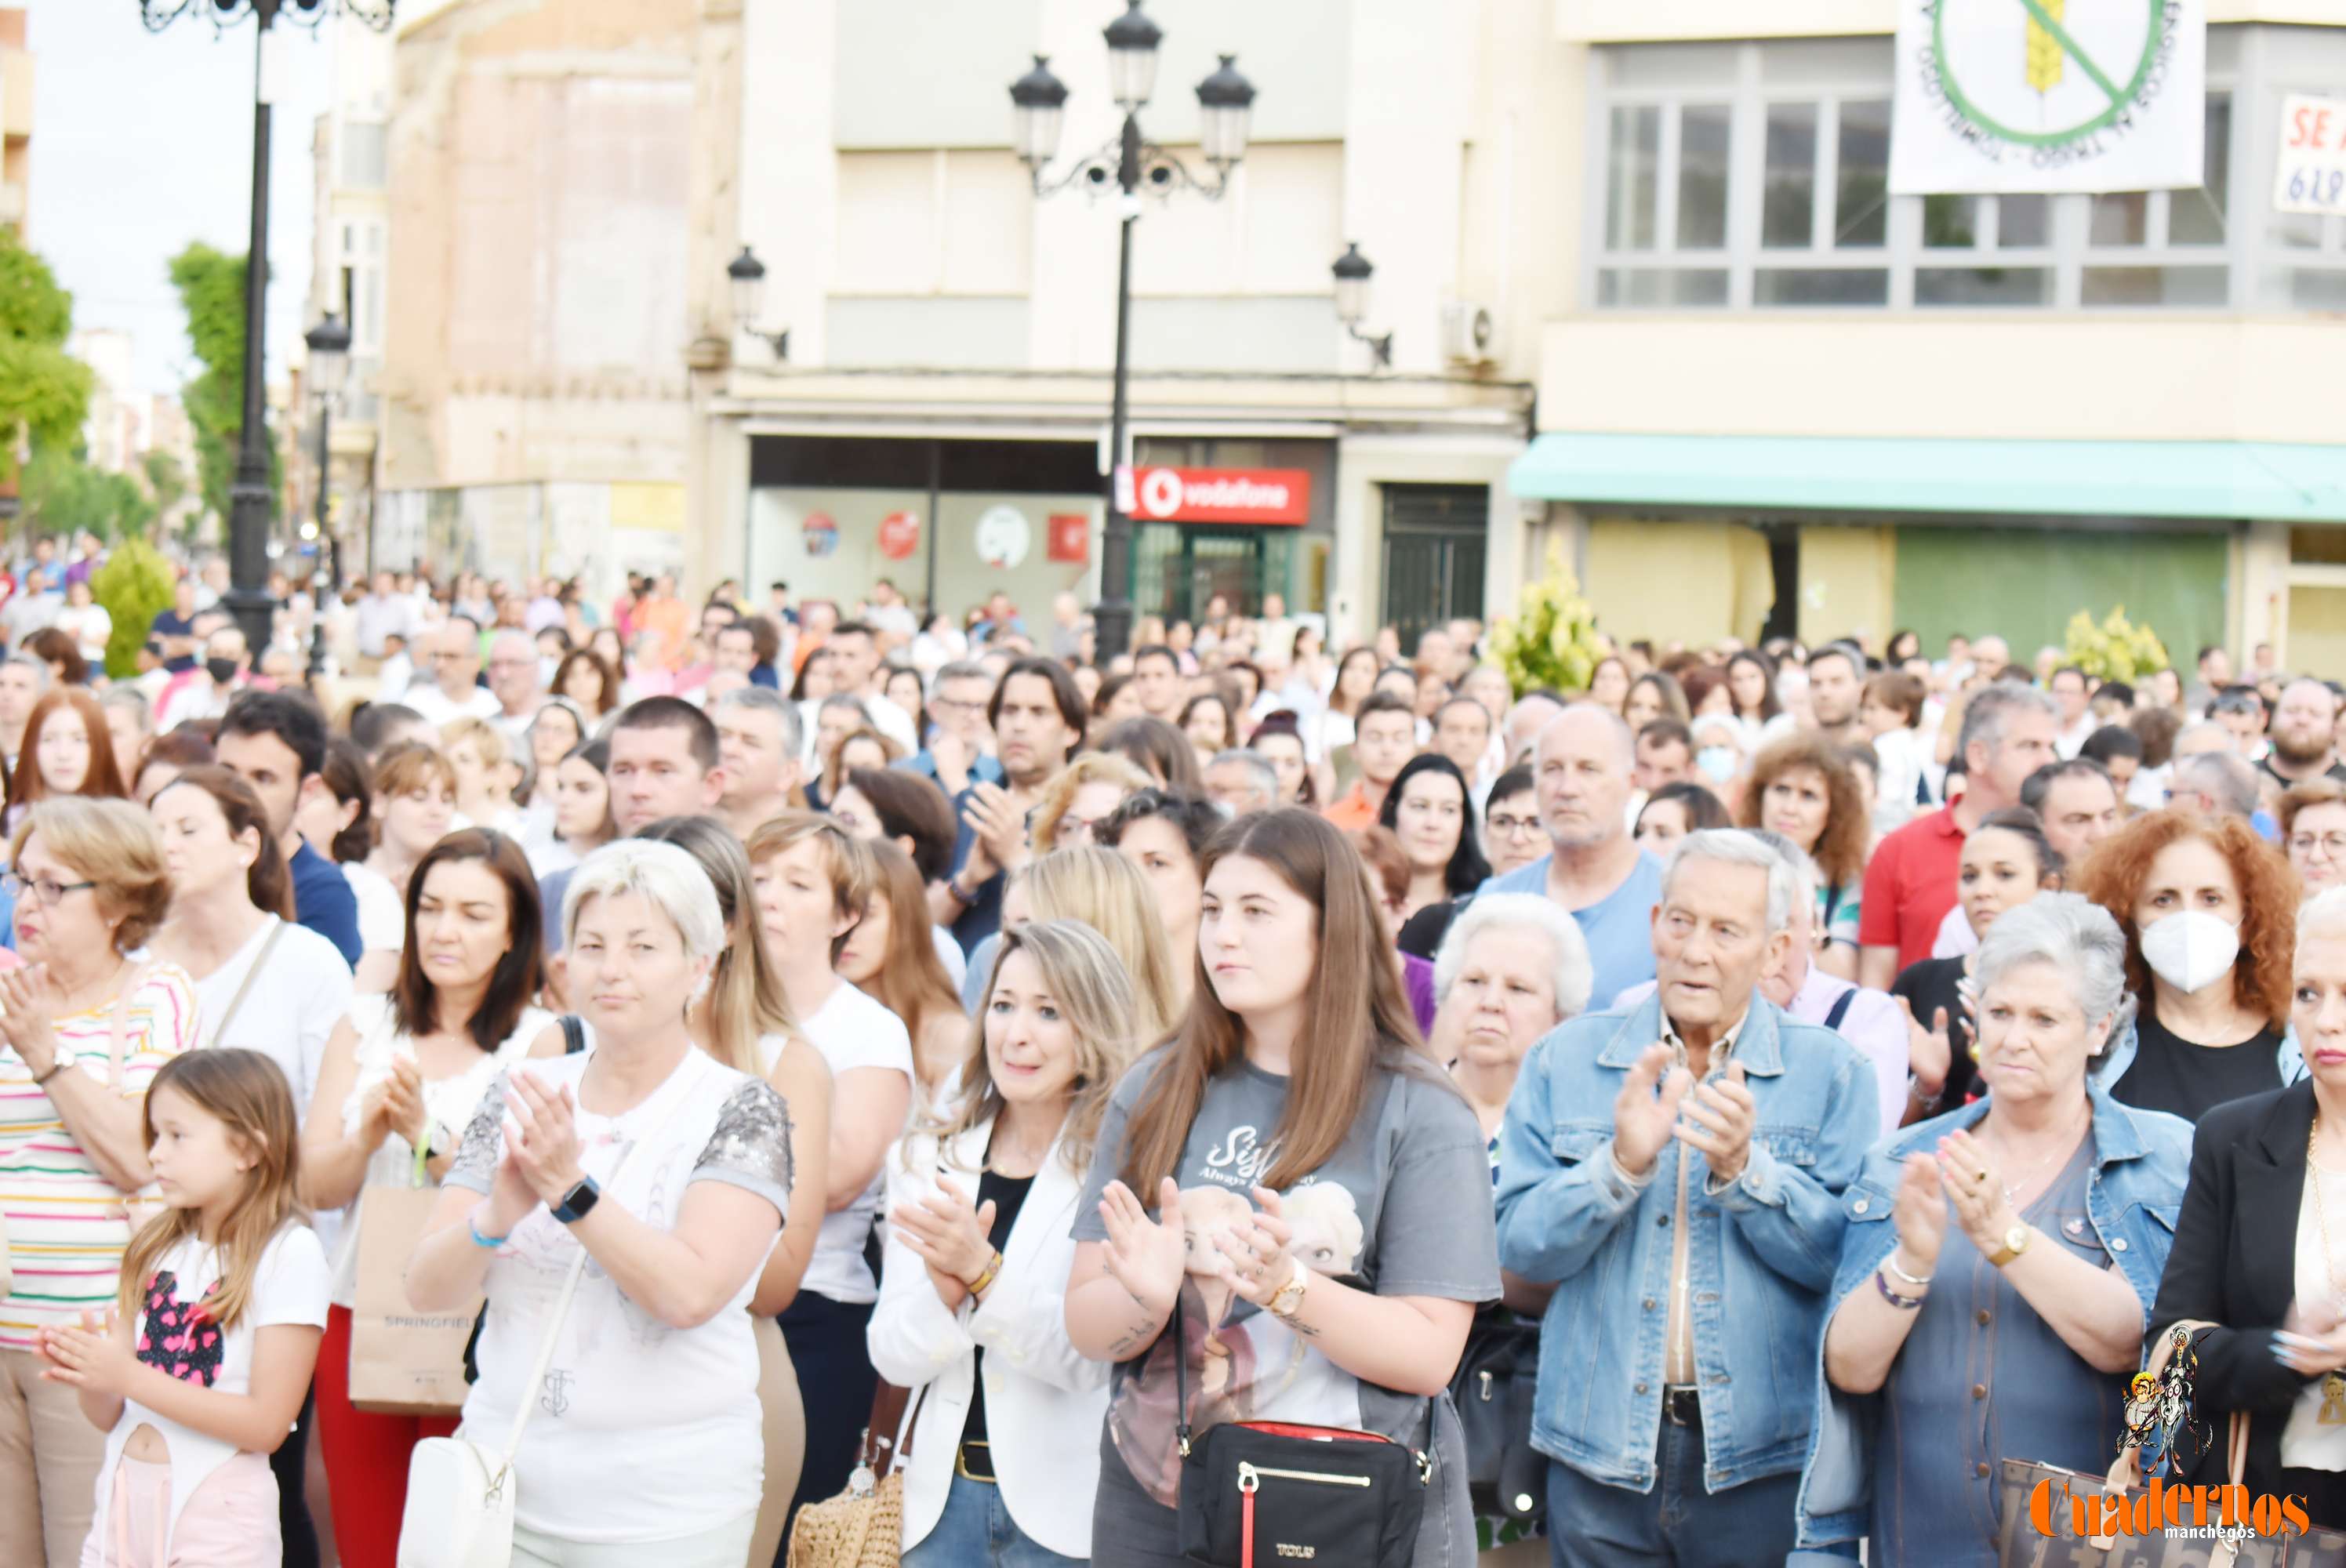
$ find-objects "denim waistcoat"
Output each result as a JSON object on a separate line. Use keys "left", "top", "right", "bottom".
{"left": 1786, "top": 1082, "right": 2192, "bottom": 1561}
{"left": 1494, "top": 993, "right": 1879, "bottom": 1495}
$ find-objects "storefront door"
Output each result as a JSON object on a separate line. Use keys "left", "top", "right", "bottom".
{"left": 1136, "top": 524, "right": 1292, "bottom": 624}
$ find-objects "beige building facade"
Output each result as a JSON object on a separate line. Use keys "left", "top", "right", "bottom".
{"left": 683, "top": 0, "right": 1550, "bottom": 647}
{"left": 0, "top": 8, "right": 27, "bottom": 238}
{"left": 1514, "top": 1, "right": 2346, "bottom": 670}
{"left": 372, "top": 0, "right": 699, "bottom": 593}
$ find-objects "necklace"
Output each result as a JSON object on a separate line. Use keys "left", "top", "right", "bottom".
{"left": 1983, "top": 1100, "right": 2090, "bottom": 1209}
{"left": 2304, "top": 1115, "right": 2346, "bottom": 1425}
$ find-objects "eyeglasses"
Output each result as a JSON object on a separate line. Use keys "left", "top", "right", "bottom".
{"left": 2, "top": 873, "right": 96, "bottom": 907}
{"left": 1487, "top": 811, "right": 1544, "bottom": 840}
{"left": 2293, "top": 833, "right": 2346, "bottom": 861}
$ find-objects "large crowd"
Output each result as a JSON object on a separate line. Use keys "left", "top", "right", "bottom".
{"left": 4, "top": 543, "right": 2346, "bottom": 1567}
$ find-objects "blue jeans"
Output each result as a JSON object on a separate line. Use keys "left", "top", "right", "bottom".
{"left": 1547, "top": 1419, "right": 1801, "bottom": 1568}
{"left": 904, "top": 1473, "right": 1084, "bottom": 1568}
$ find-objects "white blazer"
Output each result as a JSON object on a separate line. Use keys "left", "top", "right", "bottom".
{"left": 866, "top": 1116, "right": 1109, "bottom": 1559}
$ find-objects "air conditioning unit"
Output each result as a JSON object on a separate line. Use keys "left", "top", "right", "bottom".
{"left": 1440, "top": 299, "right": 1498, "bottom": 365}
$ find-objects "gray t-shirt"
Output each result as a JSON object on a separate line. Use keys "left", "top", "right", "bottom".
{"left": 1073, "top": 1047, "right": 1499, "bottom": 1528}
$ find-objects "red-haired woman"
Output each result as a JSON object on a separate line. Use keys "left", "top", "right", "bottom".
{"left": 3, "top": 686, "right": 126, "bottom": 832}
{"left": 1065, "top": 808, "right": 1497, "bottom": 1566}
{"left": 2077, "top": 808, "right": 2305, "bottom": 1121}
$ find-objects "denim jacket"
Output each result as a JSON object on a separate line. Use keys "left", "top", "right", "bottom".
{"left": 1494, "top": 993, "right": 1879, "bottom": 1494}
{"left": 1786, "top": 1082, "right": 2192, "bottom": 1561}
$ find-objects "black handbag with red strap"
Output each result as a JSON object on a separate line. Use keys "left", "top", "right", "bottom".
{"left": 1168, "top": 1293, "right": 1432, "bottom": 1568}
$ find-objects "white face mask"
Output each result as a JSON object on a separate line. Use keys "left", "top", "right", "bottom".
{"left": 2138, "top": 909, "right": 2240, "bottom": 995}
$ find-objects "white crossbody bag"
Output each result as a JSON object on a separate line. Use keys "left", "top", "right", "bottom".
{"left": 395, "top": 1064, "right": 693, "bottom": 1568}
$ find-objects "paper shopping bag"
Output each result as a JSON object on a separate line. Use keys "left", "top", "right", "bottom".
{"left": 348, "top": 1180, "right": 481, "bottom": 1417}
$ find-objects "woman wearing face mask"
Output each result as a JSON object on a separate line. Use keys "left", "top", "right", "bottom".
{"left": 300, "top": 829, "right": 557, "bottom": 1568}
{"left": 1892, "top": 808, "right": 2065, "bottom": 1127}
{"left": 2078, "top": 809, "right": 2304, "bottom": 1122}
{"left": 2143, "top": 885, "right": 2346, "bottom": 1531}
{"left": 870, "top": 921, "right": 1137, "bottom": 1566}
{"left": 1739, "top": 734, "right": 1870, "bottom": 978}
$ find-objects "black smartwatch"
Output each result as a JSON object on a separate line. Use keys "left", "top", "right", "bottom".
{"left": 550, "top": 1174, "right": 601, "bottom": 1225}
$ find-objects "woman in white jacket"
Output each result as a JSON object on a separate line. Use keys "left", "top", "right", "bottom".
{"left": 869, "top": 919, "right": 1140, "bottom": 1565}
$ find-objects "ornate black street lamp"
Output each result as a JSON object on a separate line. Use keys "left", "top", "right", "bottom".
{"left": 1331, "top": 243, "right": 1394, "bottom": 369}
{"left": 140, "top": 0, "right": 396, "bottom": 657}
{"left": 1009, "top": 3, "right": 1256, "bottom": 662}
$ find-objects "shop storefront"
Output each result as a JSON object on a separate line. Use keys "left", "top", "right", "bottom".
{"left": 1128, "top": 437, "right": 1335, "bottom": 626}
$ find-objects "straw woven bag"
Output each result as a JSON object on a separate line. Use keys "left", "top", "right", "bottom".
{"left": 787, "top": 1381, "right": 924, "bottom": 1568}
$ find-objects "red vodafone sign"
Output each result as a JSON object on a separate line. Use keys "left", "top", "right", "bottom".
{"left": 1130, "top": 466, "right": 1310, "bottom": 525}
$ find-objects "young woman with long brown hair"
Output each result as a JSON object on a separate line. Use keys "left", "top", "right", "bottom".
{"left": 1065, "top": 808, "right": 1498, "bottom": 1566}
{"left": 837, "top": 839, "right": 966, "bottom": 1097}
{"left": 4, "top": 686, "right": 127, "bottom": 831}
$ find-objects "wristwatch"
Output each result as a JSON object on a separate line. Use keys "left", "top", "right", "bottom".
{"left": 550, "top": 1174, "right": 601, "bottom": 1225}
{"left": 1986, "top": 1222, "right": 2032, "bottom": 1268}
{"left": 1266, "top": 1261, "right": 1309, "bottom": 1320}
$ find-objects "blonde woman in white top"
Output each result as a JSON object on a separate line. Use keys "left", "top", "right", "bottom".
{"left": 870, "top": 920, "right": 1135, "bottom": 1564}
{"left": 297, "top": 828, "right": 556, "bottom": 1568}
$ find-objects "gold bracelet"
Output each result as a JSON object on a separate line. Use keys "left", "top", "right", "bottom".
{"left": 965, "top": 1250, "right": 1004, "bottom": 1298}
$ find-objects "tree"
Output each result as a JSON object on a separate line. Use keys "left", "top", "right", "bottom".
{"left": 168, "top": 241, "right": 276, "bottom": 528}
{"left": 20, "top": 446, "right": 156, "bottom": 543}
{"left": 1490, "top": 543, "right": 1607, "bottom": 698}
{"left": 143, "top": 449, "right": 187, "bottom": 514}
{"left": 0, "top": 234, "right": 94, "bottom": 483}
{"left": 91, "top": 533, "right": 176, "bottom": 681}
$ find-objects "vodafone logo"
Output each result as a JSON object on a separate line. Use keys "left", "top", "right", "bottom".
{"left": 1128, "top": 466, "right": 1311, "bottom": 525}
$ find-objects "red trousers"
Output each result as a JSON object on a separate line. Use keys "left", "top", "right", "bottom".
{"left": 313, "top": 1304, "right": 460, "bottom": 1568}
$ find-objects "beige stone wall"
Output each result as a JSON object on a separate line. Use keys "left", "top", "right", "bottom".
{"left": 382, "top": 0, "right": 699, "bottom": 495}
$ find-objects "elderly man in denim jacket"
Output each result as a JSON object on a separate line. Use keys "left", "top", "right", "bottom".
{"left": 1496, "top": 830, "right": 1878, "bottom": 1567}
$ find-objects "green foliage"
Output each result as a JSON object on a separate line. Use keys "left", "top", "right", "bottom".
{"left": 168, "top": 242, "right": 275, "bottom": 528}
{"left": 0, "top": 235, "right": 94, "bottom": 481}
{"left": 20, "top": 446, "right": 156, "bottom": 544}
{"left": 2063, "top": 605, "right": 2171, "bottom": 684}
{"left": 90, "top": 534, "right": 177, "bottom": 681}
{"left": 142, "top": 450, "right": 188, "bottom": 515}
{"left": 1490, "top": 543, "right": 1607, "bottom": 698}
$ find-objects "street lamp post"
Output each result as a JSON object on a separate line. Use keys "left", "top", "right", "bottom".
{"left": 303, "top": 311, "right": 350, "bottom": 681}
{"left": 1009, "top": 2, "right": 1255, "bottom": 664}
{"left": 140, "top": 0, "right": 394, "bottom": 659}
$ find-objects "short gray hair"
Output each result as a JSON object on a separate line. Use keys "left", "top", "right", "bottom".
{"left": 1433, "top": 892, "right": 1593, "bottom": 1018}
{"left": 2304, "top": 885, "right": 2346, "bottom": 945}
{"left": 714, "top": 684, "right": 804, "bottom": 755}
{"left": 1207, "top": 749, "right": 1278, "bottom": 808}
{"left": 563, "top": 838, "right": 727, "bottom": 966}
{"left": 2, "top": 652, "right": 50, "bottom": 689}
{"left": 933, "top": 660, "right": 991, "bottom": 689}
{"left": 1974, "top": 891, "right": 2137, "bottom": 1047}
{"left": 1663, "top": 829, "right": 1797, "bottom": 935}
{"left": 2174, "top": 750, "right": 2259, "bottom": 818}
{"left": 1741, "top": 827, "right": 1819, "bottom": 915}
{"left": 1957, "top": 683, "right": 2059, "bottom": 766}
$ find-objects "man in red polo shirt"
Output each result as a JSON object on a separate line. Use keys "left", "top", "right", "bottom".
{"left": 1858, "top": 682, "right": 2060, "bottom": 989}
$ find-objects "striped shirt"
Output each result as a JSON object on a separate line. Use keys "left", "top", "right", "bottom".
{"left": 0, "top": 965, "right": 198, "bottom": 1350}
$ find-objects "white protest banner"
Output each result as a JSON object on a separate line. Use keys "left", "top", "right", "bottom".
{"left": 2275, "top": 94, "right": 2346, "bottom": 218}
{"left": 1890, "top": 0, "right": 2206, "bottom": 195}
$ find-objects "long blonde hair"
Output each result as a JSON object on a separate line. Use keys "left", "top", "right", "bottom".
{"left": 637, "top": 817, "right": 797, "bottom": 1073}
{"left": 918, "top": 920, "right": 1137, "bottom": 1178}
{"left": 1018, "top": 846, "right": 1182, "bottom": 1047}
{"left": 118, "top": 1050, "right": 305, "bottom": 1333}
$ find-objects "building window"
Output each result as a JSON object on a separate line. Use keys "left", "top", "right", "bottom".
{"left": 1586, "top": 35, "right": 2290, "bottom": 314}
{"left": 340, "top": 122, "right": 387, "bottom": 191}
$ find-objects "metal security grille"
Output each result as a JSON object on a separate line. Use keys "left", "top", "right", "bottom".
{"left": 1381, "top": 485, "right": 1489, "bottom": 654}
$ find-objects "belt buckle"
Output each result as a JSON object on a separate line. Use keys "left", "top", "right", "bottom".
{"left": 955, "top": 1440, "right": 997, "bottom": 1483}
{"left": 1663, "top": 1387, "right": 1698, "bottom": 1426}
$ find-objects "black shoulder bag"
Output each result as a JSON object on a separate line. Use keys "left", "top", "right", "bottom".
{"left": 1171, "top": 1290, "right": 1432, "bottom": 1568}
{"left": 1447, "top": 1302, "right": 1545, "bottom": 1530}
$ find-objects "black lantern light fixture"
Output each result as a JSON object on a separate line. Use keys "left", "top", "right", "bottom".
{"left": 302, "top": 310, "right": 350, "bottom": 673}
{"left": 140, "top": 0, "right": 398, "bottom": 659}
{"left": 727, "top": 245, "right": 789, "bottom": 361}
{"left": 1009, "top": 0, "right": 1258, "bottom": 662}
{"left": 1331, "top": 242, "right": 1393, "bottom": 370}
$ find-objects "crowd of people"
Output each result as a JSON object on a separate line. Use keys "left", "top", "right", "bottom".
{"left": 5, "top": 546, "right": 2346, "bottom": 1567}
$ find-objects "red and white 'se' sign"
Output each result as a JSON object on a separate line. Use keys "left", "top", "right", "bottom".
{"left": 1131, "top": 466, "right": 1311, "bottom": 525}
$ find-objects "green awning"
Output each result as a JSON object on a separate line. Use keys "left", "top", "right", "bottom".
{"left": 1509, "top": 434, "right": 2346, "bottom": 522}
